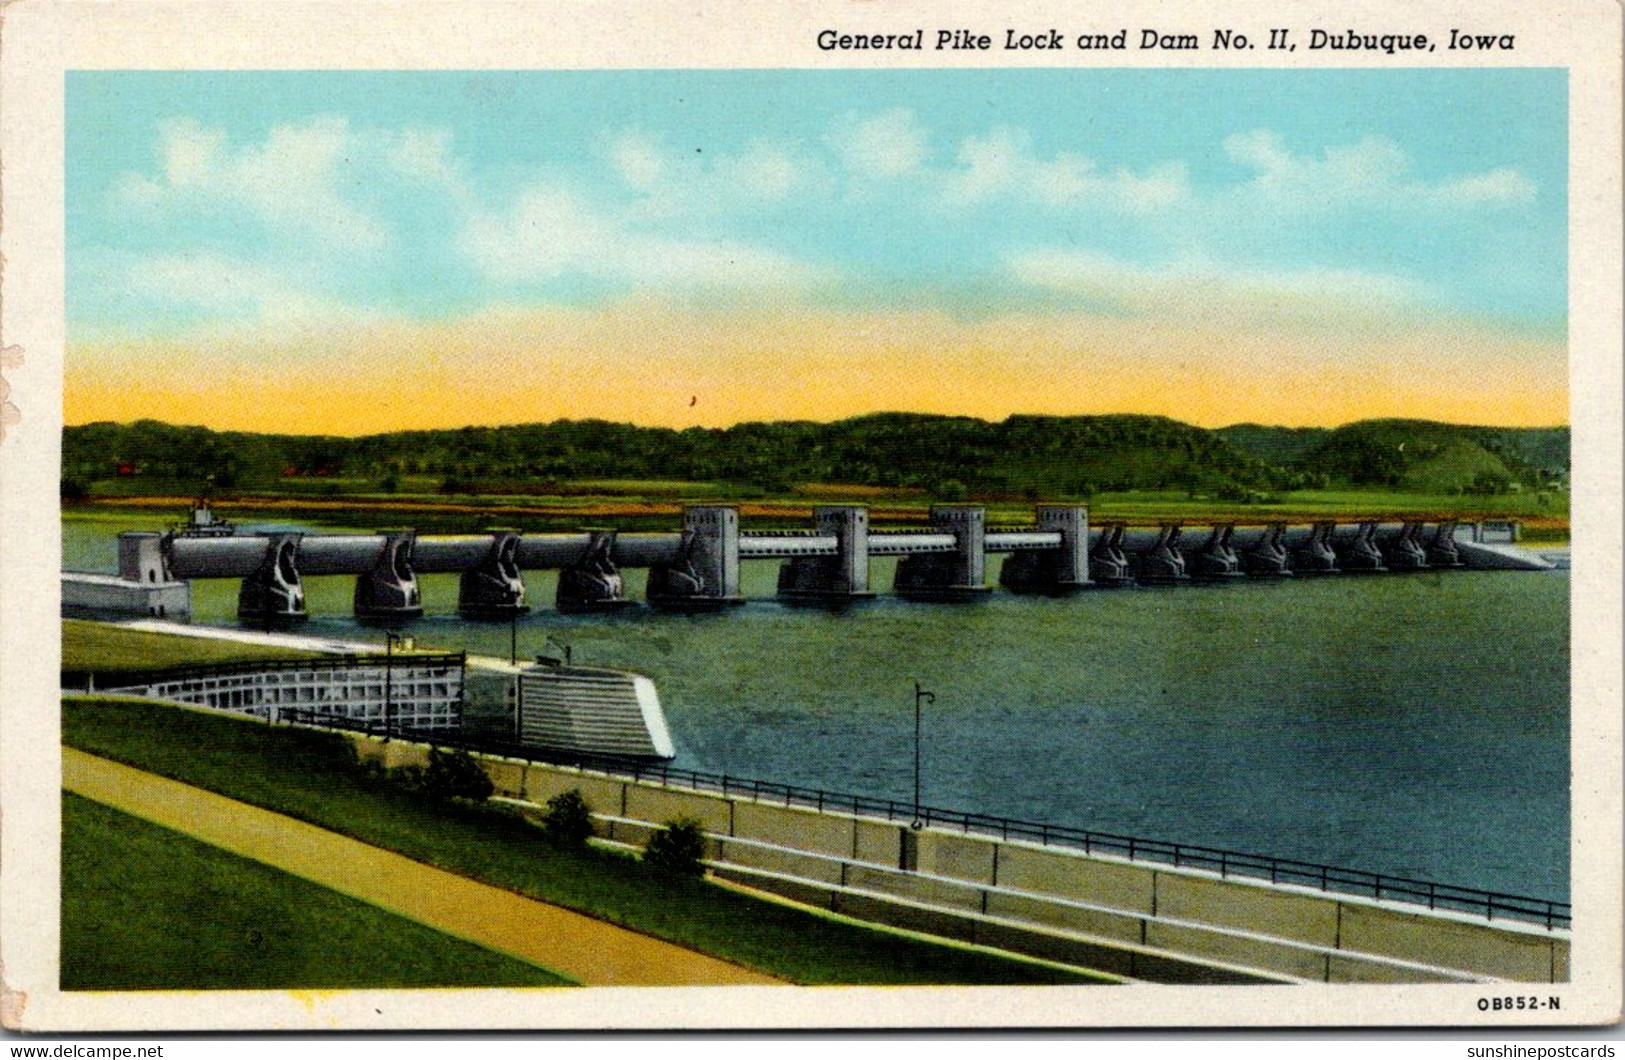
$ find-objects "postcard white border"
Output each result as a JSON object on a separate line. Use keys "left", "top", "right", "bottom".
{"left": 2, "top": 0, "right": 1619, "bottom": 1032}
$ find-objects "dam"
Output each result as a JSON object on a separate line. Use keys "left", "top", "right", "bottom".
{"left": 62, "top": 504, "right": 1551, "bottom": 621}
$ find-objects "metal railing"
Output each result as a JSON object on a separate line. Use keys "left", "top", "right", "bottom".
{"left": 280, "top": 709, "right": 1570, "bottom": 931}
{"left": 77, "top": 651, "right": 467, "bottom": 693}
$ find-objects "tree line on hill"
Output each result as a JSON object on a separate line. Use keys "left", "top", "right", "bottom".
{"left": 60, "top": 413, "right": 1569, "bottom": 501}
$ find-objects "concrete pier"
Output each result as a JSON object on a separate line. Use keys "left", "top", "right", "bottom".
{"left": 1089, "top": 524, "right": 1133, "bottom": 585}
{"left": 1290, "top": 522, "right": 1340, "bottom": 574}
{"left": 1000, "top": 505, "right": 1091, "bottom": 593}
{"left": 1189, "top": 524, "right": 1244, "bottom": 579}
{"left": 557, "top": 530, "right": 634, "bottom": 613}
{"left": 777, "top": 505, "right": 876, "bottom": 604}
{"left": 1381, "top": 521, "right": 1429, "bottom": 571}
{"left": 457, "top": 532, "right": 528, "bottom": 618}
{"left": 1137, "top": 525, "right": 1189, "bottom": 584}
{"left": 353, "top": 530, "right": 423, "bottom": 619}
{"left": 895, "top": 505, "right": 991, "bottom": 600}
{"left": 1334, "top": 522, "right": 1387, "bottom": 573}
{"left": 647, "top": 506, "right": 745, "bottom": 610}
{"left": 1241, "top": 524, "right": 1292, "bottom": 576}
{"left": 237, "top": 533, "right": 307, "bottom": 623}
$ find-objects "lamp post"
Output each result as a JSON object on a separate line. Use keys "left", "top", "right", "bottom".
{"left": 912, "top": 681, "right": 934, "bottom": 827}
{"left": 383, "top": 630, "right": 404, "bottom": 739}
{"left": 509, "top": 609, "right": 519, "bottom": 667}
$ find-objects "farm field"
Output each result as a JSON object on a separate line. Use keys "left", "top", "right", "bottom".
{"left": 66, "top": 484, "right": 1568, "bottom": 541}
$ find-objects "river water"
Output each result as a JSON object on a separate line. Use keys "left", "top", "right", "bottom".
{"left": 64, "top": 512, "right": 1571, "bottom": 901}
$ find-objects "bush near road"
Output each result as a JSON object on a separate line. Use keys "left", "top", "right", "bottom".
{"left": 644, "top": 819, "right": 708, "bottom": 880}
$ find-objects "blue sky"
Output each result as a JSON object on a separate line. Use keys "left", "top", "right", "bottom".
{"left": 64, "top": 69, "right": 1569, "bottom": 430}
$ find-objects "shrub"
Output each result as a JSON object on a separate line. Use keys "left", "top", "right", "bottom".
{"left": 356, "top": 757, "right": 390, "bottom": 789}
{"left": 643, "top": 818, "right": 707, "bottom": 879}
{"left": 389, "top": 764, "right": 426, "bottom": 793}
{"left": 420, "top": 747, "right": 495, "bottom": 802}
{"left": 540, "top": 789, "right": 595, "bottom": 847}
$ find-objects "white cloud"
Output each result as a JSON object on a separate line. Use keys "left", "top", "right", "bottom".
{"left": 714, "top": 141, "right": 801, "bottom": 201}
{"left": 122, "top": 252, "right": 367, "bottom": 328}
{"left": 458, "top": 185, "right": 616, "bottom": 282}
{"left": 1223, "top": 129, "right": 1536, "bottom": 210}
{"left": 943, "top": 127, "right": 1023, "bottom": 204}
{"left": 160, "top": 118, "right": 225, "bottom": 188}
{"left": 942, "top": 127, "right": 1189, "bottom": 212}
{"left": 608, "top": 129, "right": 668, "bottom": 192}
{"left": 98, "top": 110, "right": 1539, "bottom": 328}
{"left": 827, "top": 108, "right": 930, "bottom": 180}
{"left": 822, "top": 112, "right": 1529, "bottom": 224}
{"left": 1007, "top": 249, "right": 1432, "bottom": 325}
{"left": 458, "top": 182, "right": 830, "bottom": 293}
{"left": 114, "top": 119, "right": 225, "bottom": 205}
{"left": 1430, "top": 168, "right": 1539, "bottom": 207}
{"left": 604, "top": 130, "right": 825, "bottom": 213}
{"left": 116, "top": 116, "right": 396, "bottom": 253}
{"left": 387, "top": 127, "right": 469, "bottom": 201}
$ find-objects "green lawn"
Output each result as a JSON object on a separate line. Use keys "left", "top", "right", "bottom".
{"left": 61, "top": 620, "right": 455, "bottom": 684}
{"left": 63, "top": 619, "right": 323, "bottom": 677}
{"left": 61, "top": 792, "right": 574, "bottom": 991}
{"left": 62, "top": 697, "right": 1112, "bottom": 987}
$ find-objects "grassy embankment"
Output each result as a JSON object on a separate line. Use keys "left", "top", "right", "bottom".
{"left": 62, "top": 792, "right": 574, "bottom": 991}
{"left": 61, "top": 619, "right": 455, "bottom": 688}
{"left": 62, "top": 696, "right": 1112, "bottom": 987}
{"left": 62, "top": 618, "right": 324, "bottom": 676}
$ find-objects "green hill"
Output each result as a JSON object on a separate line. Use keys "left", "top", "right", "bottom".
{"left": 1220, "top": 420, "right": 1568, "bottom": 493}
{"left": 63, "top": 413, "right": 1288, "bottom": 500}
{"left": 1213, "top": 424, "right": 1328, "bottom": 467}
{"left": 62, "top": 414, "right": 1568, "bottom": 502}
{"left": 1398, "top": 439, "right": 1517, "bottom": 492}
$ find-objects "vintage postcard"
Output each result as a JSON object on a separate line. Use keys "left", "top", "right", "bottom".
{"left": 1, "top": 0, "right": 1620, "bottom": 1034}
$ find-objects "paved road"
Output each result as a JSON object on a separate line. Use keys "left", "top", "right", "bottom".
{"left": 63, "top": 748, "right": 783, "bottom": 987}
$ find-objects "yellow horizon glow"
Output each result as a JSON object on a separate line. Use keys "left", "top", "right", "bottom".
{"left": 65, "top": 303, "right": 1569, "bottom": 435}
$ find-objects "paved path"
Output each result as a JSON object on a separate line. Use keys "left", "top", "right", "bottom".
{"left": 63, "top": 748, "right": 782, "bottom": 987}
